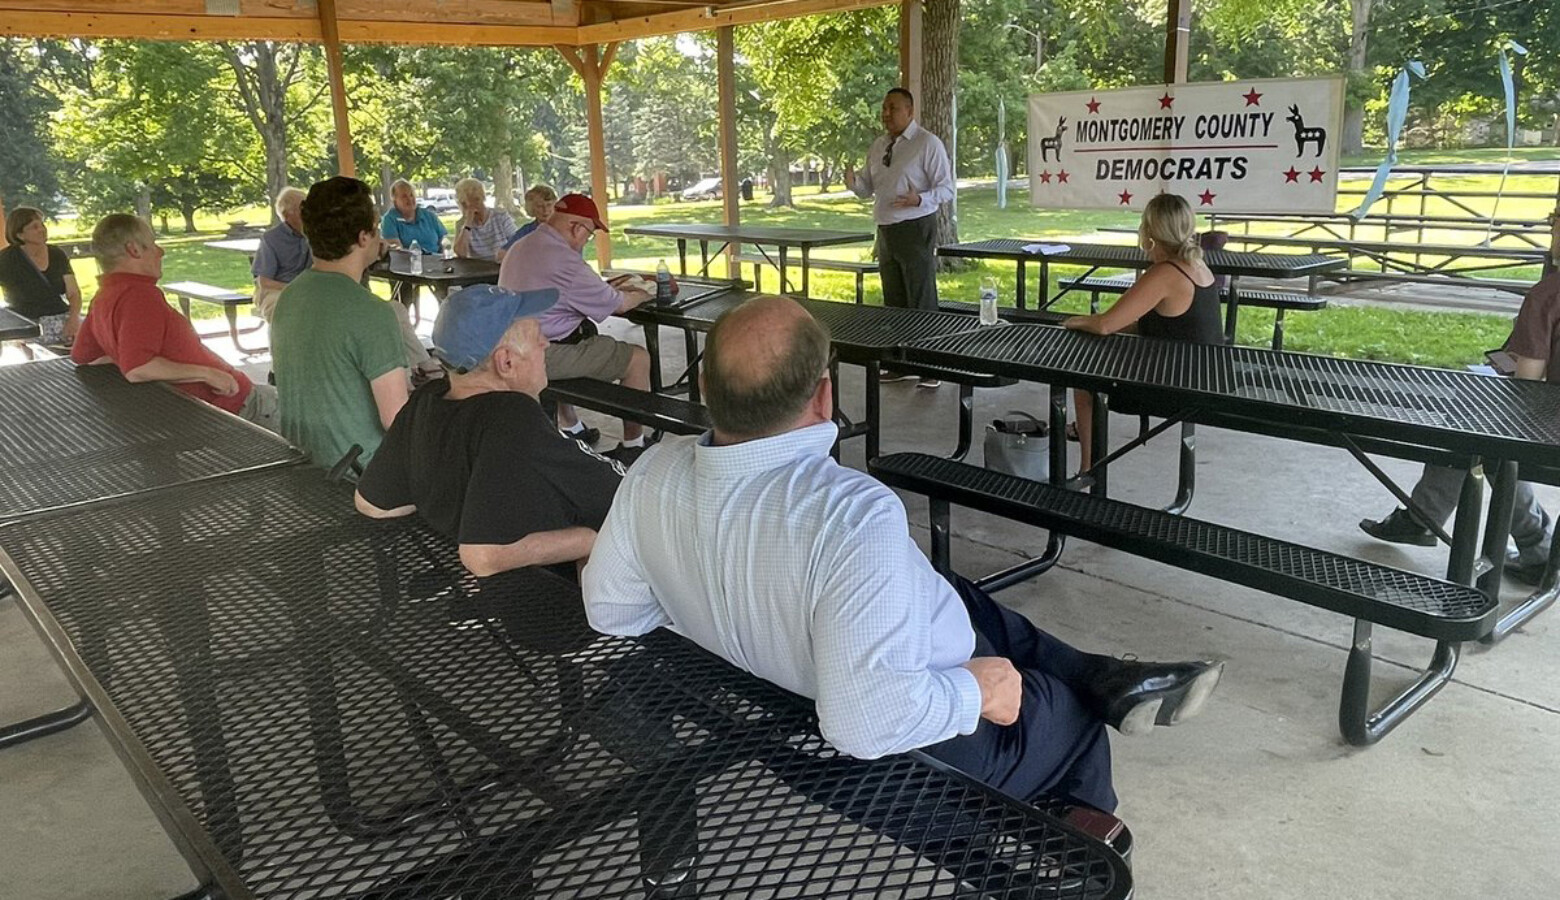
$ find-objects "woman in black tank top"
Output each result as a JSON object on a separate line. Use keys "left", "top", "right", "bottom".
{"left": 1061, "top": 193, "right": 1221, "bottom": 472}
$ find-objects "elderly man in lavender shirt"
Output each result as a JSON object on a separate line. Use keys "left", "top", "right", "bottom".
{"left": 498, "top": 193, "right": 654, "bottom": 462}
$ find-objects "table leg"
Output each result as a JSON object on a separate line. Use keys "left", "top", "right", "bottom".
{"left": 864, "top": 364, "right": 881, "bottom": 460}
{"left": 800, "top": 246, "right": 810, "bottom": 297}
{"left": 676, "top": 239, "right": 688, "bottom": 277}
{"left": 698, "top": 240, "right": 710, "bottom": 278}
{"left": 684, "top": 332, "right": 701, "bottom": 403}
{"left": 781, "top": 246, "right": 794, "bottom": 296}
{"left": 645, "top": 324, "right": 663, "bottom": 392}
{"left": 830, "top": 359, "right": 844, "bottom": 462}
{"left": 178, "top": 297, "right": 193, "bottom": 320}
{"left": 1271, "top": 309, "right": 1287, "bottom": 351}
{"left": 1089, "top": 391, "right": 1109, "bottom": 497}
{"left": 1224, "top": 275, "right": 1241, "bottom": 345}
{"left": 1445, "top": 464, "right": 1484, "bottom": 585}
{"left": 1048, "top": 384, "right": 1068, "bottom": 487}
{"left": 1016, "top": 261, "right": 1027, "bottom": 310}
{"left": 1476, "top": 460, "right": 1519, "bottom": 601}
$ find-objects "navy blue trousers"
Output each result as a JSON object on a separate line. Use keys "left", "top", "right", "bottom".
{"left": 923, "top": 577, "right": 1117, "bottom": 813}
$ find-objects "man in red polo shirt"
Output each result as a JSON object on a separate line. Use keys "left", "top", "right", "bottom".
{"left": 72, "top": 213, "right": 278, "bottom": 431}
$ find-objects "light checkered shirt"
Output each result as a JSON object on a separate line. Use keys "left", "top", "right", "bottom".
{"left": 582, "top": 422, "right": 982, "bottom": 759}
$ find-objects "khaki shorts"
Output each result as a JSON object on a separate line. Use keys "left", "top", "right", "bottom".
{"left": 545, "top": 334, "right": 636, "bottom": 382}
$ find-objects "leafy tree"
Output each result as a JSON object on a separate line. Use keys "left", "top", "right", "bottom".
{"left": 220, "top": 41, "right": 329, "bottom": 217}
{"left": 0, "top": 41, "right": 61, "bottom": 214}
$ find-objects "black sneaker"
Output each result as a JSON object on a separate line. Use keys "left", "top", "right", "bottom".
{"left": 1505, "top": 556, "right": 1550, "bottom": 586}
{"left": 566, "top": 425, "right": 601, "bottom": 446}
{"left": 1359, "top": 508, "right": 1436, "bottom": 547}
{"left": 606, "top": 443, "right": 647, "bottom": 467}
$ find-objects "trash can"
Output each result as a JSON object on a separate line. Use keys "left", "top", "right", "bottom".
{"left": 740, "top": 177, "right": 754, "bottom": 202}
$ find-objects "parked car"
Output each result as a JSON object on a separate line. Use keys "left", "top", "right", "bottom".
{"left": 681, "top": 177, "right": 722, "bottom": 202}
{"left": 425, "top": 188, "right": 459, "bottom": 213}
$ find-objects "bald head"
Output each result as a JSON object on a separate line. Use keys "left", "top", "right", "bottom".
{"left": 704, "top": 296, "right": 832, "bottom": 440}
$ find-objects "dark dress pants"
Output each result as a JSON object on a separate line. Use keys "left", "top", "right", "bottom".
{"left": 923, "top": 576, "right": 1117, "bottom": 813}
{"left": 878, "top": 213, "right": 940, "bottom": 311}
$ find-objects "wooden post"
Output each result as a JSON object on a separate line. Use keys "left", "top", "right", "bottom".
{"left": 718, "top": 26, "right": 739, "bottom": 275}
{"left": 575, "top": 43, "right": 616, "bottom": 268}
{"left": 899, "top": 0, "right": 922, "bottom": 103}
{"left": 318, "top": 0, "right": 356, "bottom": 177}
{"left": 1164, "top": 0, "right": 1191, "bottom": 85}
{"left": 0, "top": 192, "right": 7, "bottom": 250}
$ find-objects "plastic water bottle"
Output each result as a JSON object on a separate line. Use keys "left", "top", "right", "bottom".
{"left": 655, "top": 259, "right": 672, "bottom": 304}
{"left": 979, "top": 277, "right": 1000, "bottom": 326}
{"left": 440, "top": 235, "right": 454, "bottom": 260}
{"left": 408, "top": 241, "right": 423, "bottom": 275}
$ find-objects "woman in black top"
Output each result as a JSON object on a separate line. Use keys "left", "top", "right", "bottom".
{"left": 1062, "top": 193, "right": 1221, "bottom": 472}
{"left": 0, "top": 206, "right": 82, "bottom": 346}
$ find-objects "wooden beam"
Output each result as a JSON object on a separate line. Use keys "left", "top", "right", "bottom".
{"left": 556, "top": 43, "right": 587, "bottom": 76}
{"left": 578, "top": 0, "right": 892, "bottom": 43}
{"left": 318, "top": 0, "right": 355, "bottom": 176}
{"left": 898, "top": 0, "right": 921, "bottom": 103}
{"left": 0, "top": 9, "right": 578, "bottom": 44}
{"left": 717, "top": 24, "right": 740, "bottom": 263}
{"left": 0, "top": 0, "right": 566, "bottom": 26}
{"left": 600, "top": 39, "right": 620, "bottom": 73}
{"left": 580, "top": 44, "right": 612, "bottom": 267}
{"left": 1163, "top": 0, "right": 1191, "bottom": 84}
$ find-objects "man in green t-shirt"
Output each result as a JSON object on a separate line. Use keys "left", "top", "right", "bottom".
{"left": 272, "top": 176, "right": 409, "bottom": 469}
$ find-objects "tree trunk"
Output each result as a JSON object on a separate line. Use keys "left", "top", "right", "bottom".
{"left": 1342, "top": 0, "right": 1373, "bottom": 155}
{"left": 379, "top": 162, "right": 395, "bottom": 209}
{"left": 494, "top": 150, "right": 518, "bottom": 214}
{"left": 763, "top": 115, "right": 793, "bottom": 208}
{"left": 223, "top": 42, "right": 308, "bottom": 224}
{"left": 921, "top": 0, "right": 960, "bottom": 255}
{"left": 135, "top": 186, "right": 152, "bottom": 222}
{"left": 182, "top": 203, "right": 198, "bottom": 234}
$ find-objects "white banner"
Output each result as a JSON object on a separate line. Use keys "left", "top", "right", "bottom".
{"left": 1027, "top": 76, "right": 1345, "bottom": 213}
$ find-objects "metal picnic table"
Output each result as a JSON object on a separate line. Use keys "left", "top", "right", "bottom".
{"left": 935, "top": 238, "right": 1344, "bottom": 343}
{"left": 894, "top": 322, "right": 1560, "bottom": 643}
{"left": 624, "top": 223, "right": 872, "bottom": 297}
{"left": 0, "top": 465, "right": 1133, "bottom": 899}
{"left": 1, "top": 306, "right": 40, "bottom": 342}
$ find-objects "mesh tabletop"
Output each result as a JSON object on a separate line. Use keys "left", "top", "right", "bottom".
{"left": 938, "top": 239, "right": 1343, "bottom": 279}
{"left": 1, "top": 306, "right": 40, "bottom": 341}
{"left": 900, "top": 323, "right": 1560, "bottom": 469}
{"left": 625, "top": 224, "right": 873, "bottom": 248}
{"left": 367, "top": 256, "right": 501, "bottom": 289}
{"left": 0, "top": 467, "right": 1129, "bottom": 900}
{"left": 0, "top": 359, "right": 302, "bottom": 519}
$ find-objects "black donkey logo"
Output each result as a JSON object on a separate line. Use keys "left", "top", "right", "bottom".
{"left": 1286, "top": 105, "right": 1326, "bottom": 158}
{"left": 1039, "top": 116, "right": 1067, "bottom": 162}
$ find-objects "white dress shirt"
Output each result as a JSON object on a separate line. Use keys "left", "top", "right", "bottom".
{"left": 582, "top": 422, "right": 983, "bottom": 759}
{"left": 852, "top": 120, "right": 956, "bottom": 226}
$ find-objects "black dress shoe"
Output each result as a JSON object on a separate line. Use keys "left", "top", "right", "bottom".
{"left": 1081, "top": 658, "right": 1224, "bottom": 736}
{"left": 1359, "top": 508, "right": 1436, "bottom": 547}
{"left": 567, "top": 425, "right": 601, "bottom": 446}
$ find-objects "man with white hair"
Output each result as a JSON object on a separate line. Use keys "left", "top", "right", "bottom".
{"left": 252, "top": 186, "right": 311, "bottom": 321}
{"left": 354, "top": 283, "right": 624, "bottom": 581}
{"left": 72, "top": 213, "right": 278, "bottom": 431}
{"left": 451, "top": 178, "right": 517, "bottom": 263}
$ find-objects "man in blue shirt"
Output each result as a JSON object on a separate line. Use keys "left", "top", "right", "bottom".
{"left": 252, "top": 187, "right": 312, "bottom": 321}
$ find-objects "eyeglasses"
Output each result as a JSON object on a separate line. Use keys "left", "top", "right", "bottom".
{"left": 882, "top": 138, "right": 895, "bottom": 168}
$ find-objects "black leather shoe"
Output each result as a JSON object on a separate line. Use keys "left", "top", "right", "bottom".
{"left": 567, "top": 425, "right": 601, "bottom": 447}
{"left": 1359, "top": 508, "right": 1436, "bottom": 547}
{"left": 606, "top": 443, "right": 647, "bottom": 467}
{"left": 1082, "top": 658, "right": 1224, "bottom": 736}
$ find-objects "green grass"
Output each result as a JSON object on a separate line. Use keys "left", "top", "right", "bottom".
{"left": 52, "top": 173, "right": 1549, "bottom": 368}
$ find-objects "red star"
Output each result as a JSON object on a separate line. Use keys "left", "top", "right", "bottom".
{"left": 1197, "top": 189, "right": 1216, "bottom": 206}
{"left": 1056, "top": 170, "right": 1070, "bottom": 183}
{"left": 1308, "top": 167, "right": 1326, "bottom": 182}
{"left": 1242, "top": 87, "right": 1263, "bottom": 106}
{"left": 1117, "top": 189, "right": 1134, "bottom": 205}
{"left": 1283, "top": 167, "right": 1301, "bottom": 183}
{"left": 1039, "top": 170, "right": 1052, "bottom": 184}
{"left": 1158, "top": 92, "right": 1174, "bottom": 109}
{"left": 1085, "top": 97, "right": 1101, "bottom": 114}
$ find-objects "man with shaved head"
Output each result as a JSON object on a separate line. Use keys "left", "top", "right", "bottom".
{"left": 583, "top": 295, "right": 1222, "bottom": 814}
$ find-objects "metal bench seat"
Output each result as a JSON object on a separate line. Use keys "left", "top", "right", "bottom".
{"left": 736, "top": 252, "right": 878, "bottom": 303}
{"left": 543, "top": 377, "right": 711, "bottom": 436}
{"left": 163, "top": 280, "right": 266, "bottom": 353}
{"left": 868, "top": 451, "right": 1497, "bottom": 746}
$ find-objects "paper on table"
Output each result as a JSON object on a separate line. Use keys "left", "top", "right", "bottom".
{"left": 1021, "top": 243, "right": 1072, "bottom": 255}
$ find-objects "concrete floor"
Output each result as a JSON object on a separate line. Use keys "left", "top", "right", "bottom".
{"left": 3, "top": 306, "right": 1558, "bottom": 899}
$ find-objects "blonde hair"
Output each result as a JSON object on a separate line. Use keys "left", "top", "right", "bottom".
{"left": 91, "top": 214, "right": 154, "bottom": 271}
{"left": 523, "top": 184, "right": 557, "bottom": 220}
{"left": 1138, "top": 193, "right": 1202, "bottom": 264}
{"left": 273, "top": 186, "right": 307, "bottom": 219}
{"left": 455, "top": 178, "right": 486, "bottom": 205}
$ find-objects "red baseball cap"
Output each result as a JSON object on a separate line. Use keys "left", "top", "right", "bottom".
{"left": 554, "top": 193, "right": 606, "bottom": 231}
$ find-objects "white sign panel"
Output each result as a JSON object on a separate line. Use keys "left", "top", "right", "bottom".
{"left": 1027, "top": 76, "right": 1345, "bottom": 213}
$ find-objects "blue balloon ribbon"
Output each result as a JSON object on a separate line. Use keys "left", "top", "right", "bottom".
{"left": 1351, "top": 60, "right": 1426, "bottom": 220}
{"left": 1485, "top": 40, "right": 1528, "bottom": 245}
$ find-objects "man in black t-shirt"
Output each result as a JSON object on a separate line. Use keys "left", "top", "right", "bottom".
{"left": 355, "top": 284, "right": 625, "bottom": 580}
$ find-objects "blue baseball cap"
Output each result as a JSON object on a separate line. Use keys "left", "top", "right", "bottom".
{"left": 432, "top": 284, "right": 559, "bottom": 371}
